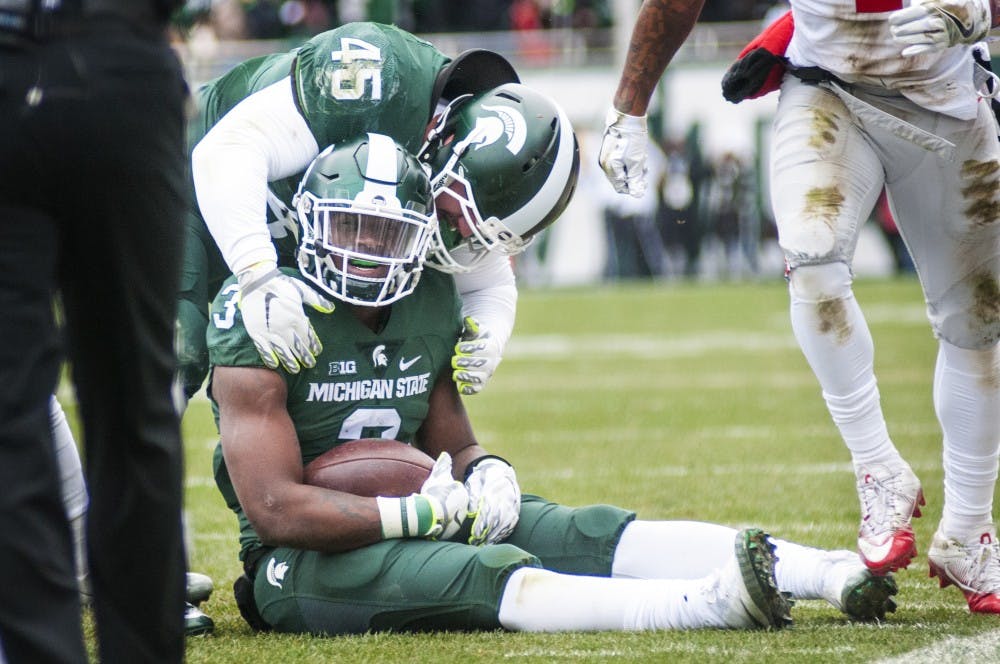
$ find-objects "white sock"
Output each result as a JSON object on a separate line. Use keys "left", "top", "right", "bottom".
{"left": 49, "top": 396, "right": 90, "bottom": 598}
{"left": 611, "top": 521, "right": 733, "bottom": 580}
{"left": 768, "top": 538, "right": 860, "bottom": 608}
{"left": 935, "top": 342, "right": 1000, "bottom": 541}
{"left": 788, "top": 263, "right": 900, "bottom": 467}
{"left": 611, "top": 520, "right": 852, "bottom": 607}
{"left": 497, "top": 567, "right": 729, "bottom": 631}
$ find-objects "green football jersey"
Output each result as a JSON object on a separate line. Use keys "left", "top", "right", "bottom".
{"left": 208, "top": 267, "right": 462, "bottom": 558}
{"left": 191, "top": 22, "right": 447, "bottom": 154}
{"left": 188, "top": 21, "right": 449, "bottom": 269}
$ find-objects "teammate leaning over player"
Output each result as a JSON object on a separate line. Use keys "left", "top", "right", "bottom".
{"left": 600, "top": 0, "right": 1000, "bottom": 613}
{"left": 182, "top": 22, "right": 576, "bottom": 406}
{"left": 205, "top": 134, "right": 897, "bottom": 636}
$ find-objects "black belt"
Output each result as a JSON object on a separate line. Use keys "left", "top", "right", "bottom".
{"left": 786, "top": 64, "right": 849, "bottom": 89}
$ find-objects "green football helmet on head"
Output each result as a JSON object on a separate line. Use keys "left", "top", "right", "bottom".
{"left": 294, "top": 133, "right": 437, "bottom": 306}
{"left": 420, "top": 83, "right": 580, "bottom": 273}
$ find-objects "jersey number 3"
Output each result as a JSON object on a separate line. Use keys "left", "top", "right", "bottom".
{"left": 330, "top": 38, "right": 383, "bottom": 101}
{"left": 855, "top": 0, "right": 902, "bottom": 11}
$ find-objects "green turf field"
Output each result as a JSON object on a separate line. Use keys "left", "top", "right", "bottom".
{"left": 85, "top": 276, "right": 1000, "bottom": 662}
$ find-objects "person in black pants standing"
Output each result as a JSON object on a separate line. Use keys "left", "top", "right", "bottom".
{"left": 0, "top": 1, "right": 187, "bottom": 662}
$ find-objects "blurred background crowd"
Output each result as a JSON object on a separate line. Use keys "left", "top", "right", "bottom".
{"left": 172, "top": 0, "right": 781, "bottom": 40}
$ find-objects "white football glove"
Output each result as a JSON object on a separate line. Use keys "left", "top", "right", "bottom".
{"left": 889, "top": 0, "right": 991, "bottom": 57}
{"left": 418, "top": 452, "right": 469, "bottom": 540}
{"left": 598, "top": 107, "right": 649, "bottom": 198}
{"left": 376, "top": 452, "right": 469, "bottom": 540}
{"left": 465, "top": 456, "right": 521, "bottom": 546}
{"left": 237, "top": 262, "right": 334, "bottom": 374}
{"left": 452, "top": 316, "right": 502, "bottom": 395}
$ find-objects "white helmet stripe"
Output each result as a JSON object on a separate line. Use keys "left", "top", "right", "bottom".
{"left": 362, "top": 132, "right": 401, "bottom": 205}
{"left": 494, "top": 101, "right": 575, "bottom": 233}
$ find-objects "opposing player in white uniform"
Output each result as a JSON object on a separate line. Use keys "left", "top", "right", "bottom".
{"left": 599, "top": 0, "right": 1000, "bottom": 613}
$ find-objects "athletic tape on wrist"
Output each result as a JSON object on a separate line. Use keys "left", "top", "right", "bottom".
{"left": 377, "top": 495, "right": 434, "bottom": 538}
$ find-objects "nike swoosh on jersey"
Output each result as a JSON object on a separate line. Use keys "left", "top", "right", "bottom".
{"left": 939, "top": 8, "right": 975, "bottom": 39}
{"left": 398, "top": 355, "right": 422, "bottom": 371}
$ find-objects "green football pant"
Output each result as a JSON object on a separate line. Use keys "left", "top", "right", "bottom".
{"left": 250, "top": 495, "right": 635, "bottom": 634}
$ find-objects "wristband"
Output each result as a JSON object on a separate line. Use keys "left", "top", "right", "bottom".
{"left": 376, "top": 495, "right": 435, "bottom": 539}
{"left": 462, "top": 454, "right": 513, "bottom": 482}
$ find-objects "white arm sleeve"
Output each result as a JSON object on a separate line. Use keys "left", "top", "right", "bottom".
{"left": 453, "top": 250, "right": 518, "bottom": 352}
{"left": 191, "top": 78, "right": 321, "bottom": 275}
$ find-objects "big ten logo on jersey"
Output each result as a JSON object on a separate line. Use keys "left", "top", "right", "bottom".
{"left": 329, "top": 38, "right": 383, "bottom": 101}
{"left": 855, "top": 0, "right": 902, "bottom": 11}
{"left": 328, "top": 360, "right": 357, "bottom": 376}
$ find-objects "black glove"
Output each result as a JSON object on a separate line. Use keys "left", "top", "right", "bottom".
{"left": 720, "top": 10, "right": 793, "bottom": 104}
{"left": 722, "top": 47, "right": 786, "bottom": 104}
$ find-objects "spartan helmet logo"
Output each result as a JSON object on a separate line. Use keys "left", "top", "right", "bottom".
{"left": 371, "top": 344, "right": 388, "bottom": 368}
{"left": 266, "top": 557, "right": 289, "bottom": 589}
{"left": 460, "top": 104, "right": 527, "bottom": 155}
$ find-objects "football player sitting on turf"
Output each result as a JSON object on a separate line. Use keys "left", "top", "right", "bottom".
{"left": 206, "top": 134, "right": 895, "bottom": 636}
{"left": 182, "top": 24, "right": 576, "bottom": 633}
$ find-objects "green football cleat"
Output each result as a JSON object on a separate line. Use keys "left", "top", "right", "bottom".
{"left": 730, "top": 528, "right": 795, "bottom": 630}
{"left": 840, "top": 569, "right": 898, "bottom": 622}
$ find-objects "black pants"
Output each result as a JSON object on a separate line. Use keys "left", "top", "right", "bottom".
{"left": 0, "top": 17, "right": 187, "bottom": 664}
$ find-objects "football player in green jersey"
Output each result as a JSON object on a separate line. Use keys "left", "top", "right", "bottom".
{"left": 182, "top": 22, "right": 577, "bottom": 407}
{"left": 206, "top": 135, "right": 897, "bottom": 636}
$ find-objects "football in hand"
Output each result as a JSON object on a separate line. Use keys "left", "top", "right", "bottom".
{"left": 303, "top": 438, "right": 434, "bottom": 497}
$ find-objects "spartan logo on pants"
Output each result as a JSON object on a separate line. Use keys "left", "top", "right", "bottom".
{"left": 266, "top": 557, "right": 289, "bottom": 589}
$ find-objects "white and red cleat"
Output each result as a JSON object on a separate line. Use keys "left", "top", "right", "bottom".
{"left": 929, "top": 530, "right": 1000, "bottom": 614}
{"left": 855, "top": 463, "right": 924, "bottom": 574}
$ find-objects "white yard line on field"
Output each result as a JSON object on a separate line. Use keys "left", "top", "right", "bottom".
{"left": 505, "top": 331, "right": 799, "bottom": 359}
{"left": 873, "top": 629, "right": 1000, "bottom": 664}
